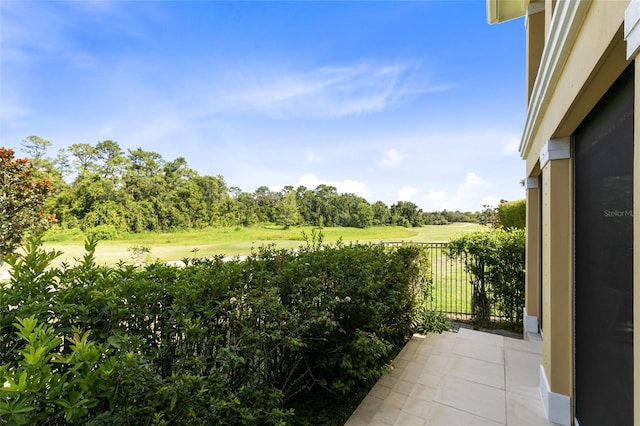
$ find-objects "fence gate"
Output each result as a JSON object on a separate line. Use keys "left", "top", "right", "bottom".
{"left": 386, "top": 242, "right": 473, "bottom": 319}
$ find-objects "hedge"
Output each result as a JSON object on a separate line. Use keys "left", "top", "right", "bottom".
{"left": 0, "top": 236, "right": 430, "bottom": 425}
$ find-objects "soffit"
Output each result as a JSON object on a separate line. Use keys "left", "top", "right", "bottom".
{"left": 487, "top": 0, "right": 527, "bottom": 24}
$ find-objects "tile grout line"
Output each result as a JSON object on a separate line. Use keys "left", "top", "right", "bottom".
{"left": 503, "top": 343, "right": 508, "bottom": 426}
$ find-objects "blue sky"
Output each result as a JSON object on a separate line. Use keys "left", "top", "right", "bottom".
{"left": 1, "top": 1, "right": 526, "bottom": 212}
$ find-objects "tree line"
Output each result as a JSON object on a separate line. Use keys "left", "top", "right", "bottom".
{"left": 13, "top": 136, "right": 482, "bottom": 234}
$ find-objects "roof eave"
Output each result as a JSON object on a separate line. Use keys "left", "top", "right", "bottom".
{"left": 487, "top": 0, "right": 527, "bottom": 24}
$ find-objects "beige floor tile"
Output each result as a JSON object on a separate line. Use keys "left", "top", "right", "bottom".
{"left": 413, "top": 344, "right": 433, "bottom": 364}
{"left": 378, "top": 370, "right": 402, "bottom": 389}
{"left": 445, "top": 354, "right": 505, "bottom": 389}
{"left": 402, "top": 361, "right": 427, "bottom": 381}
{"left": 358, "top": 395, "right": 386, "bottom": 412}
{"left": 417, "top": 371, "right": 443, "bottom": 388}
{"left": 368, "top": 418, "right": 396, "bottom": 426}
{"left": 453, "top": 338, "right": 505, "bottom": 365}
{"left": 429, "top": 331, "right": 457, "bottom": 343}
{"left": 426, "top": 403, "right": 503, "bottom": 426}
{"left": 397, "top": 338, "right": 422, "bottom": 360}
{"left": 503, "top": 336, "right": 541, "bottom": 354}
{"left": 344, "top": 408, "right": 376, "bottom": 426}
{"left": 410, "top": 383, "right": 436, "bottom": 402}
{"left": 394, "top": 379, "right": 417, "bottom": 396}
{"left": 504, "top": 349, "right": 541, "bottom": 399}
{"left": 345, "top": 396, "right": 384, "bottom": 425}
{"left": 402, "top": 398, "right": 433, "bottom": 419}
{"left": 344, "top": 415, "right": 371, "bottom": 426}
{"left": 457, "top": 328, "right": 504, "bottom": 347}
{"left": 426, "top": 334, "right": 457, "bottom": 355}
{"left": 506, "top": 392, "right": 554, "bottom": 426}
{"left": 347, "top": 331, "right": 549, "bottom": 426}
{"left": 421, "top": 354, "right": 449, "bottom": 376}
{"left": 369, "top": 382, "right": 393, "bottom": 399}
{"left": 392, "top": 358, "right": 409, "bottom": 371}
{"left": 394, "top": 411, "right": 427, "bottom": 426}
{"left": 371, "top": 404, "right": 402, "bottom": 425}
{"left": 434, "top": 376, "right": 506, "bottom": 424}
{"left": 384, "top": 392, "right": 411, "bottom": 410}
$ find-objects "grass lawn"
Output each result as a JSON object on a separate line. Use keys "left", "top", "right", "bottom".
{"left": 20, "top": 223, "right": 482, "bottom": 268}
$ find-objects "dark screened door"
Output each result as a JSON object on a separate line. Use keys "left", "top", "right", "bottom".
{"left": 574, "top": 64, "right": 634, "bottom": 426}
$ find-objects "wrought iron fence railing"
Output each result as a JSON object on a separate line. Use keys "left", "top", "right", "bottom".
{"left": 384, "top": 242, "right": 474, "bottom": 320}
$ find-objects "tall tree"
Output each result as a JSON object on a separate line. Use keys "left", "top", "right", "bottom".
{"left": 372, "top": 201, "right": 390, "bottom": 226}
{"left": 20, "top": 136, "right": 51, "bottom": 163}
{"left": 19, "top": 136, "right": 66, "bottom": 194}
{"left": 95, "top": 140, "right": 127, "bottom": 181}
{"left": 67, "top": 143, "right": 99, "bottom": 173}
{"left": 275, "top": 190, "right": 300, "bottom": 229}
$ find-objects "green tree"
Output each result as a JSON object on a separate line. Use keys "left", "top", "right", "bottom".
{"left": 372, "top": 201, "right": 390, "bottom": 226}
{"left": 448, "top": 229, "right": 525, "bottom": 326}
{"left": 20, "top": 136, "right": 66, "bottom": 194}
{"left": 20, "top": 136, "right": 51, "bottom": 165}
{"left": 94, "top": 140, "right": 127, "bottom": 181}
{"left": 253, "top": 185, "right": 280, "bottom": 223}
{"left": 67, "top": 143, "right": 99, "bottom": 174}
{"left": 0, "top": 148, "right": 55, "bottom": 260}
{"left": 497, "top": 199, "right": 526, "bottom": 229}
{"left": 275, "top": 188, "right": 300, "bottom": 229}
{"left": 390, "top": 201, "right": 424, "bottom": 227}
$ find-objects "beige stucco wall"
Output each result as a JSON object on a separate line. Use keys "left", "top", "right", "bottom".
{"left": 524, "top": 185, "right": 540, "bottom": 319}
{"left": 524, "top": 0, "right": 629, "bottom": 176}
{"left": 540, "top": 158, "right": 572, "bottom": 397}
{"left": 526, "top": 7, "right": 545, "bottom": 103}
{"left": 523, "top": 0, "right": 635, "bottom": 416}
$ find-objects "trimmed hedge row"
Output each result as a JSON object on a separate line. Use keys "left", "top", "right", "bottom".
{"left": 0, "top": 236, "right": 430, "bottom": 425}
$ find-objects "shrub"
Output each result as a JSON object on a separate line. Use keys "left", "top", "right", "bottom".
{"left": 0, "top": 236, "right": 430, "bottom": 424}
{"left": 497, "top": 199, "right": 526, "bottom": 229}
{"left": 413, "top": 308, "right": 450, "bottom": 334}
{"left": 84, "top": 225, "right": 119, "bottom": 241}
{"left": 447, "top": 229, "right": 525, "bottom": 328}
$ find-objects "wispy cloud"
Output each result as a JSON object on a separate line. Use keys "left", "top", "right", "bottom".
{"left": 380, "top": 148, "right": 402, "bottom": 167}
{"left": 223, "top": 62, "right": 448, "bottom": 119}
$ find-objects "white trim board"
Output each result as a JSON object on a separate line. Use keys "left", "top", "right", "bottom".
{"left": 523, "top": 308, "right": 539, "bottom": 334}
{"left": 539, "top": 365, "right": 571, "bottom": 426}
{"left": 519, "top": 1, "right": 591, "bottom": 157}
{"left": 540, "top": 137, "right": 571, "bottom": 169}
{"left": 625, "top": 0, "right": 640, "bottom": 59}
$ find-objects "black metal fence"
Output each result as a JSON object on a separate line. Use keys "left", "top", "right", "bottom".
{"left": 384, "top": 242, "right": 473, "bottom": 320}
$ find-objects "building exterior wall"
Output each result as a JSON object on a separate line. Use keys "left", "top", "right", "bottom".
{"left": 518, "top": 0, "right": 636, "bottom": 424}
{"left": 523, "top": 1, "right": 629, "bottom": 176}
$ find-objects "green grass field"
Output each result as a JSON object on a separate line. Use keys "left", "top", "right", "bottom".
{"left": 24, "top": 222, "right": 481, "bottom": 268}
{"left": 427, "top": 248, "right": 473, "bottom": 318}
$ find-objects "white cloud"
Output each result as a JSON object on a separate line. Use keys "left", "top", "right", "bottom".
{"left": 501, "top": 134, "right": 520, "bottom": 156}
{"left": 457, "top": 172, "right": 487, "bottom": 196}
{"left": 295, "top": 173, "right": 370, "bottom": 198}
{"left": 380, "top": 148, "right": 401, "bottom": 167}
{"left": 397, "top": 186, "right": 418, "bottom": 202}
{"left": 421, "top": 172, "right": 499, "bottom": 212}
{"left": 305, "top": 151, "right": 323, "bottom": 163}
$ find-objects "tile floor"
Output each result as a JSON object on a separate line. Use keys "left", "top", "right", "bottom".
{"left": 345, "top": 328, "right": 558, "bottom": 425}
